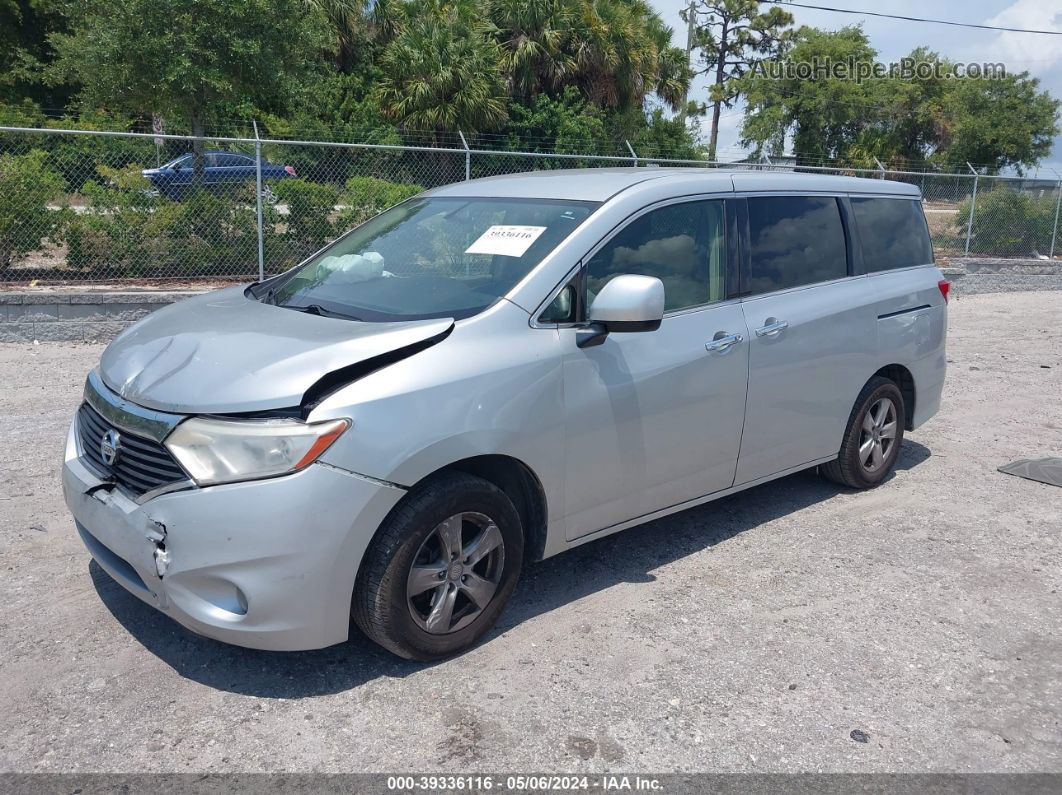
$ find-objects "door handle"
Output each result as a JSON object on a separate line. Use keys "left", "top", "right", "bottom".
{"left": 755, "top": 319, "right": 789, "bottom": 338}
{"left": 705, "top": 333, "right": 743, "bottom": 353}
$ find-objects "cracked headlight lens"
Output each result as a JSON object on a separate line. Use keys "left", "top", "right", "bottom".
{"left": 165, "top": 416, "right": 350, "bottom": 486}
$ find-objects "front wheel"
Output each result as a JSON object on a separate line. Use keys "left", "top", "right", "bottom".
{"left": 352, "top": 472, "right": 523, "bottom": 660}
{"left": 821, "top": 376, "right": 905, "bottom": 489}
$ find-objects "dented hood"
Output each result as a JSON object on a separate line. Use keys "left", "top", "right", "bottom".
{"left": 99, "top": 286, "right": 453, "bottom": 414}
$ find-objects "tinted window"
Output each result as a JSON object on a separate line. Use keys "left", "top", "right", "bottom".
{"left": 851, "top": 197, "right": 933, "bottom": 271}
{"left": 586, "top": 200, "right": 726, "bottom": 312}
{"left": 747, "top": 196, "right": 847, "bottom": 294}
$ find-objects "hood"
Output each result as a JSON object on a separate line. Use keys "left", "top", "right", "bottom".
{"left": 99, "top": 286, "right": 453, "bottom": 414}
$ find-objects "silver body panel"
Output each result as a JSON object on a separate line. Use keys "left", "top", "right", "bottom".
{"left": 64, "top": 168, "right": 947, "bottom": 650}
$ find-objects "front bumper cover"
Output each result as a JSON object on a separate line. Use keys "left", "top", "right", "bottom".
{"left": 62, "top": 419, "right": 405, "bottom": 651}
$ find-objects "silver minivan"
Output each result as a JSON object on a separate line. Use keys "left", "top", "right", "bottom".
{"left": 62, "top": 169, "right": 948, "bottom": 659}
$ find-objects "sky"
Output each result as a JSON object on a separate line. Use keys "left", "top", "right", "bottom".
{"left": 648, "top": 0, "right": 1062, "bottom": 175}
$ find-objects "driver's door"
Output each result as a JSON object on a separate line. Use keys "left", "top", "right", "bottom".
{"left": 548, "top": 198, "right": 750, "bottom": 540}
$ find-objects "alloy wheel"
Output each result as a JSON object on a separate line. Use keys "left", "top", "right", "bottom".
{"left": 859, "top": 397, "right": 898, "bottom": 473}
{"left": 406, "top": 512, "right": 505, "bottom": 634}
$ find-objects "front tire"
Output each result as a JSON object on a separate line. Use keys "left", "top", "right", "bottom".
{"left": 352, "top": 472, "right": 523, "bottom": 660}
{"left": 821, "top": 376, "right": 905, "bottom": 489}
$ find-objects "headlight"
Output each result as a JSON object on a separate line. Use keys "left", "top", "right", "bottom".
{"left": 165, "top": 416, "right": 350, "bottom": 486}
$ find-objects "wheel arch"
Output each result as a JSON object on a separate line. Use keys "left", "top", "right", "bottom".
{"left": 430, "top": 455, "right": 549, "bottom": 564}
{"left": 873, "top": 363, "right": 916, "bottom": 430}
{"left": 371, "top": 452, "right": 549, "bottom": 566}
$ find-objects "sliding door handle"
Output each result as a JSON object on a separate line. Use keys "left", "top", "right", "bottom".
{"left": 755, "top": 319, "right": 788, "bottom": 338}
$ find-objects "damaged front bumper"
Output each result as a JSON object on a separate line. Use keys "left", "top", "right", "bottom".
{"left": 62, "top": 420, "right": 405, "bottom": 651}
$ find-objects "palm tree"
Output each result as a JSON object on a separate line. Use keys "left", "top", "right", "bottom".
{"left": 565, "top": 0, "right": 689, "bottom": 112}
{"left": 490, "top": 0, "right": 576, "bottom": 102}
{"left": 376, "top": 0, "right": 509, "bottom": 143}
{"left": 304, "top": 0, "right": 364, "bottom": 73}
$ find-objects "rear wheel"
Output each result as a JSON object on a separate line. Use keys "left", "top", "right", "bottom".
{"left": 352, "top": 472, "right": 523, "bottom": 660}
{"left": 821, "top": 376, "right": 905, "bottom": 489}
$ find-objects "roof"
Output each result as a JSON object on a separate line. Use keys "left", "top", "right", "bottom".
{"left": 425, "top": 167, "right": 921, "bottom": 202}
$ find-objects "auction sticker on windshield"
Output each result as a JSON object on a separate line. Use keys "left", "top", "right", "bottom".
{"left": 465, "top": 225, "right": 547, "bottom": 257}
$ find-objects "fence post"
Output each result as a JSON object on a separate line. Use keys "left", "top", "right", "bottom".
{"left": 874, "top": 156, "right": 886, "bottom": 179}
{"left": 625, "top": 140, "right": 638, "bottom": 167}
{"left": 1050, "top": 178, "right": 1062, "bottom": 259}
{"left": 964, "top": 162, "right": 979, "bottom": 257}
{"left": 252, "top": 121, "right": 265, "bottom": 282}
{"left": 458, "top": 130, "right": 470, "bottom": 181}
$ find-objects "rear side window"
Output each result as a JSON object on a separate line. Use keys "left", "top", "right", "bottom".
{"left": 851, "top": 197, "right": 933, "bottom": 271}
{"left": 747, "top": 196, "right": 848, "bottom": 294}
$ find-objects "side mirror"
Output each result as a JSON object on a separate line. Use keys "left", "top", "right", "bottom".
{"left": 578, "top": 274, "right": 665, "bottom": 348}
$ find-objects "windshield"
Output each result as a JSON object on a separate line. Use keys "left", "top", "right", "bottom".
{"left": 160, "top": 155, "right": 190, "bottom": 169}
{"left": 266, "top": 196, "right": 598, "bottom": 321}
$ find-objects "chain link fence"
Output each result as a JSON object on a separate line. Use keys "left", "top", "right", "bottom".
{"left": 1, "top": 125, "right": 1060, "bottom": 285}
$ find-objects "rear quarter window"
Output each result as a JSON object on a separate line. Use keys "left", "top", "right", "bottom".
{"left": 747, "top": 196, "right": 848, "bottom": 294}
{"left": 851, "top": 197, "right": 934, "bottom": 272}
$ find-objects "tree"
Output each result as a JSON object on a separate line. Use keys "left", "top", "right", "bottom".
{"left": 487, "top": 0, "right": 690, "bottom": 114}
{"left": 491, "top": 0, "right": 575, "bottom": 102}
{"left": 936, "top": 72, "right": 1059, "bottom": 175}
{"left": 0, "top": 0, "right": 72, "bottom": 108}
{"left": 740, "top": 25, "right": 873, "bottom": 164}
{"left": 376, "top": 0, "right": 509, "bottom": 141}
{"left": 305, "top": 0, "right": 368, "bottom": 74}
{"left": 686, "top": 0, "right": 792, "bottom": 160}
{"left": 49, "top": 0, "right": 329, "bottom": 182}
{"left": 740, "top": 26, "right": 1061, "bottom": 174}
{"left": 568, "top": 0, "right": 690, "bottom": 113}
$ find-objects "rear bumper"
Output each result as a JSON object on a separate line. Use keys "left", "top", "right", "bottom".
{"left": 62, "top": 420, "right": 405, "bottom": 651}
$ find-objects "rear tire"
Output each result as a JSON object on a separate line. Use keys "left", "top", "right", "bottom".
{"left": 821, "top": 376, "right": 905, "bottom": 489}
{"left": 352, "top": 472, "right": 523, "bottom": 660}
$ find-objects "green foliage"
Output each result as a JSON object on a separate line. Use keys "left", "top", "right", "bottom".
{"left": 338, "top": 176, "right": 423, "bottom": 229}
{"left": 740, "top": 27, "right": 1060, "bottom": 174}
{"left": 0, "top": 0, "right": 72, "bottom": 108}
{"left": 273, "top": 179, "right": 342, "bottom": 261}
{"left": 954, "top": 188, "right": 1059, "bottom": 257}
{"left": 740, "top": 25, "right": 877, "bottom": 164}
{"left": 503, "top": 88, "right": 609, "bottom": 154}
{"left": 61, "top": 166, "right": 423, "bottom": 276}
{"left": 0, "top": 148, "right": 66, "bottom": 269}
{"left": 376, "top": 0, "right": 509, "bottom": 137}
{"left": 65, "top": 165, "right": 266, "bottom": 277}
{"left": 632, "top": 108, "right": 706, "bottom": 160}
{"left": 937, "top": 75, "right": 1060, "bottom": 175}
{"left": 49, "top": 0, "right": 330, "bottom": 179}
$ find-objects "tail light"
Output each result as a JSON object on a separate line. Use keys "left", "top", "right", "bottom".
{"left": 284, "top": 165, "right": 296, "bottom": 176}
{"left": 937, "top": 279, "right": 950, "bottom": 303}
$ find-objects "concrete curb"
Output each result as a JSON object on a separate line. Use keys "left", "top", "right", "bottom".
{"left": 0, "top": 291, "right": 205, "bottom": 343}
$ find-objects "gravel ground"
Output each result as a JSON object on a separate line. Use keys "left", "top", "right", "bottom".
{"left": 952, "top": 274, "right": 1062, "bottom": 295}
{"left": 0, "top": 290, "right": 1059, "bottom": 775}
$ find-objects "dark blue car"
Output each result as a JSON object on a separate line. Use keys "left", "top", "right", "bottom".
{"left": 142, "top": 151, "right": 296, "bottom": 200}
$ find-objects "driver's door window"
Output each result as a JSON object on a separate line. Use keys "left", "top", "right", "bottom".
{"left": 586, "top": 200, "right": 725, "bottom": 312}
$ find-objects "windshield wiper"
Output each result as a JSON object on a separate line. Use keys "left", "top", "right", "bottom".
{"left": 285, "top": 303, "right": 364, "bottom": 321}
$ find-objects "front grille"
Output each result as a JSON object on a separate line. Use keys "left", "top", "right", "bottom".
{"left": 77, "top": 403, "right": 188, "bottom": 497}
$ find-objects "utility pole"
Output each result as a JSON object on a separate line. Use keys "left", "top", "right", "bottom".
{"left": 678, "top": 0, "right": 698, "bottom": 124}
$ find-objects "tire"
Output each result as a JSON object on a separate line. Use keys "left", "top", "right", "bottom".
{"left": 821, "top": 376, "right": 905, "bottom": 489}
{"left": 352, "top": 472, "right": 524, "bottom": 660}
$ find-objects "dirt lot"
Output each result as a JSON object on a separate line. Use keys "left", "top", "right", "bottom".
{"left": 0, "top": 291, "right": 1059, "bottom": 774}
